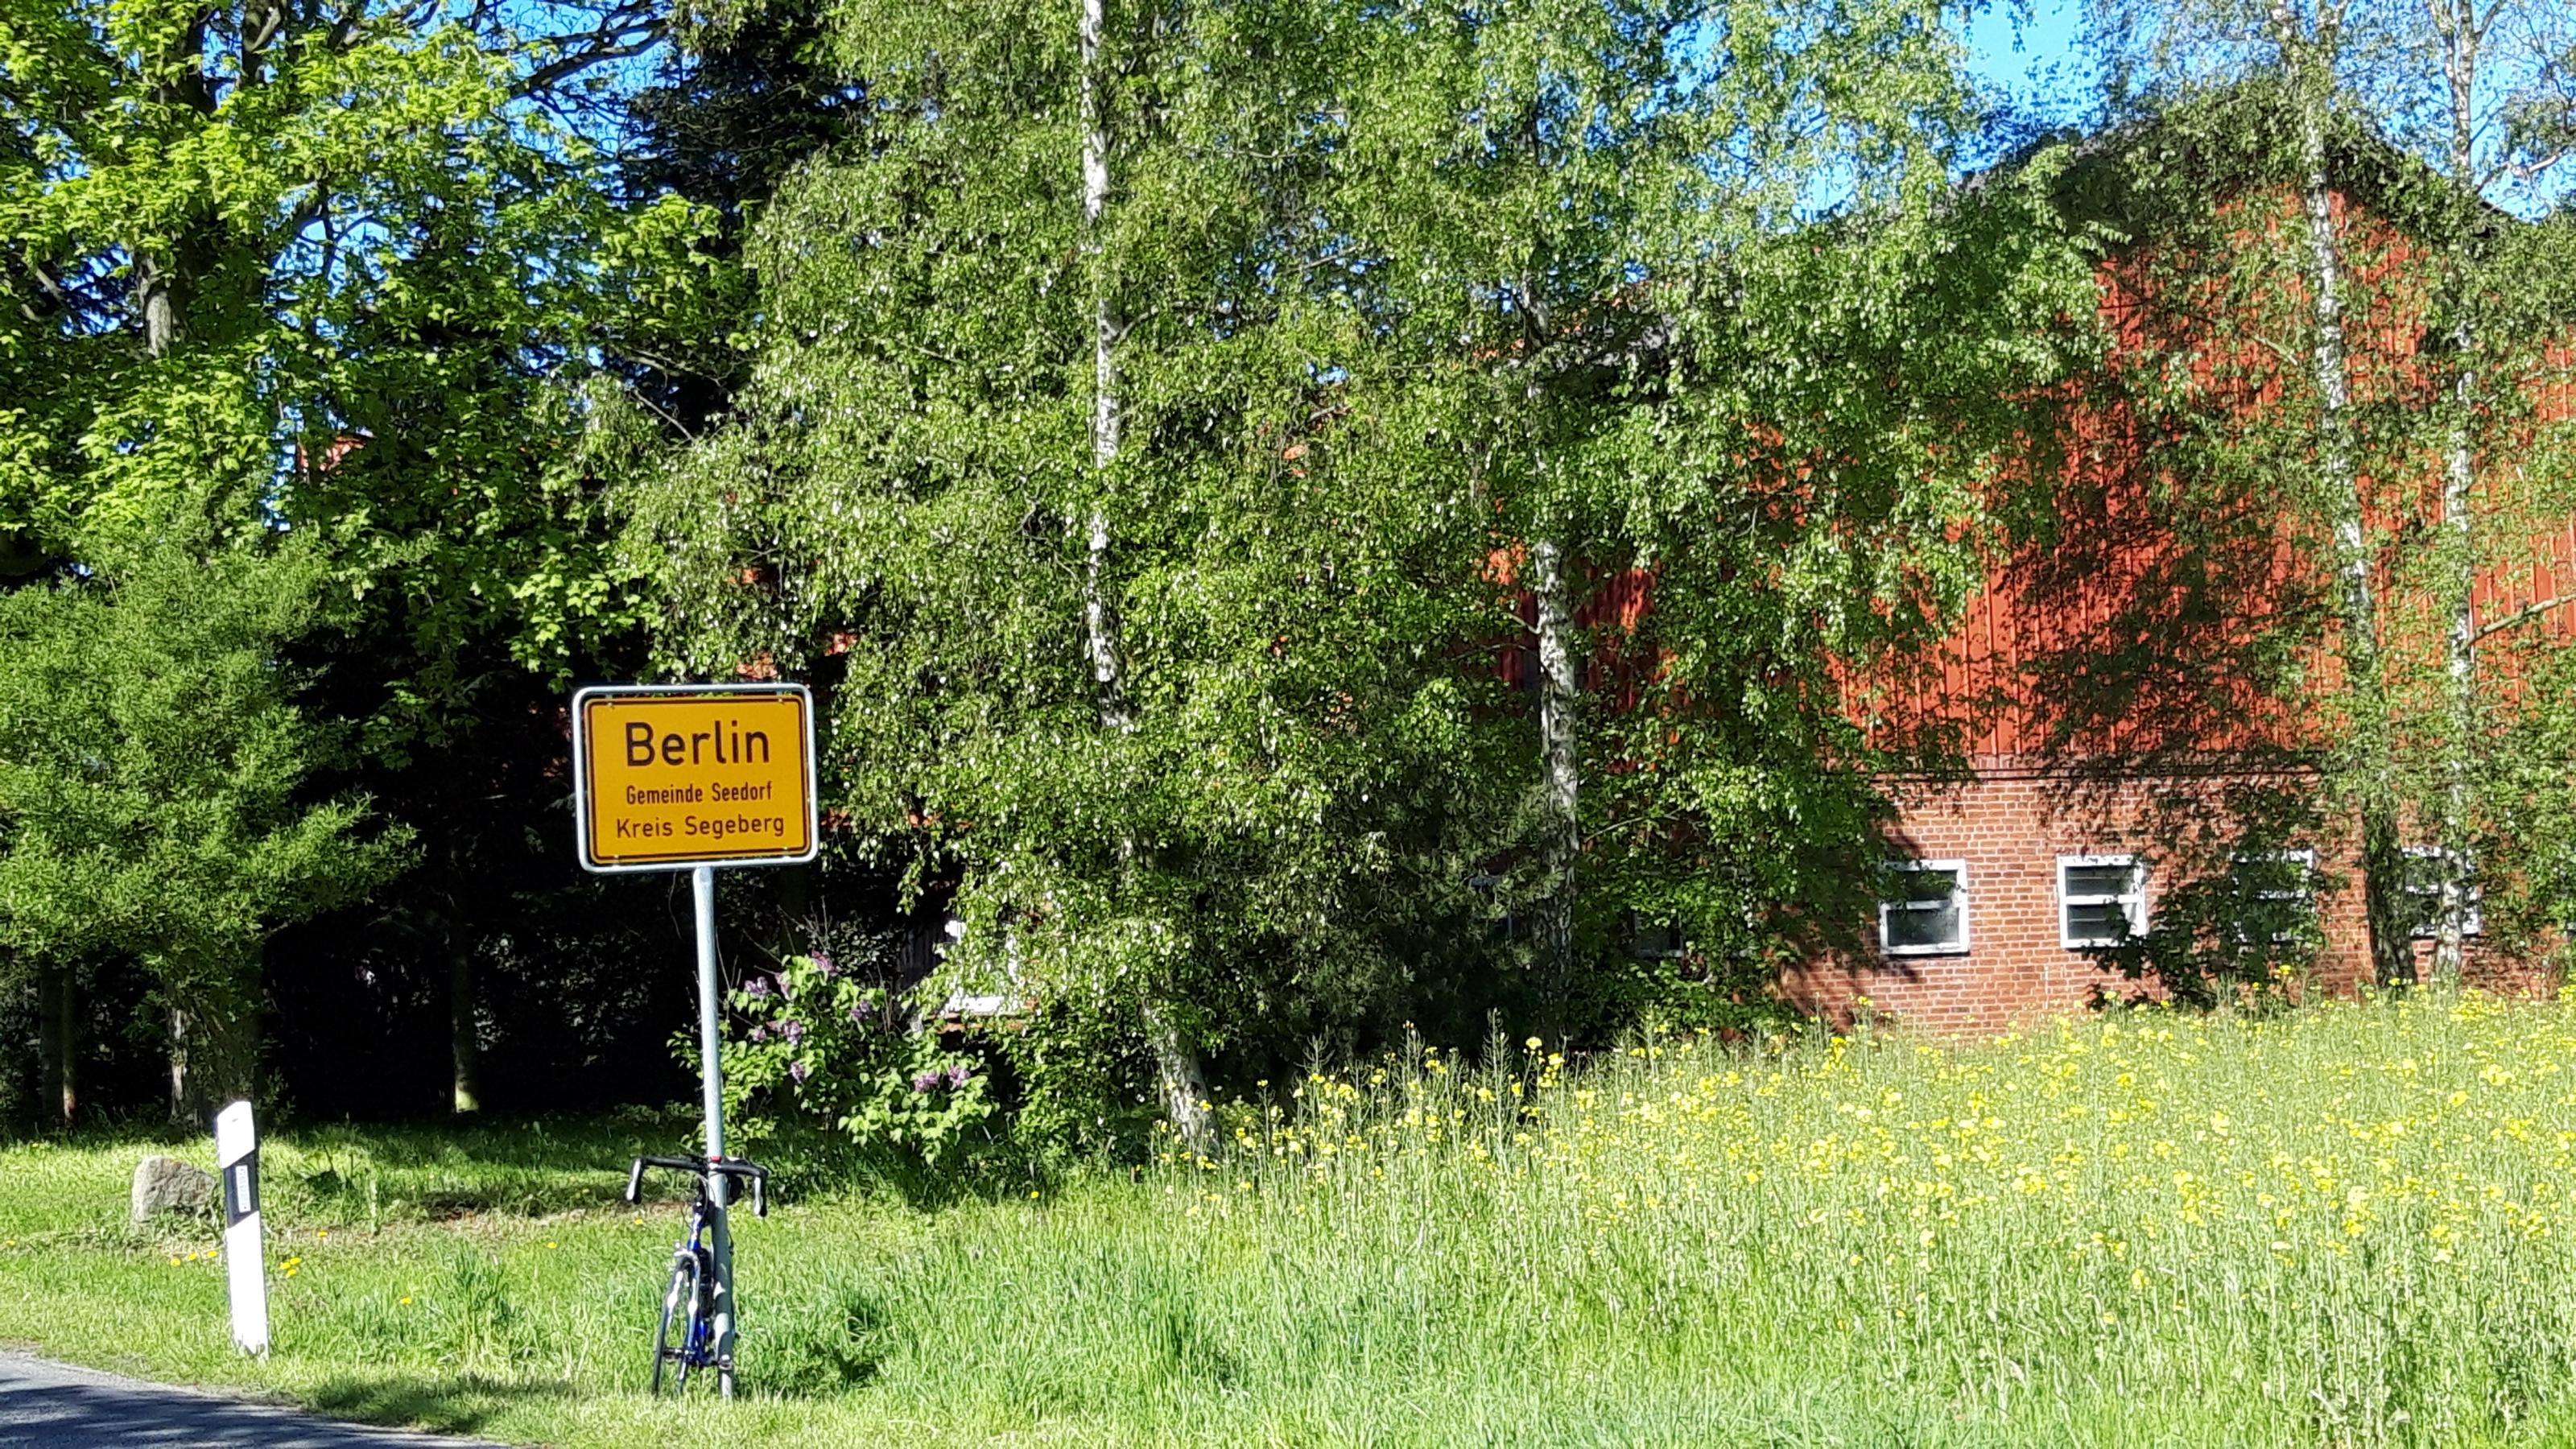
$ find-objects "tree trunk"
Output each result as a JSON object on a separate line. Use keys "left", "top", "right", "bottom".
{"left": 137, "top": 13, "right": 215, "bottom": 359}
{"left": 1080, "top": 0, "right": 1208, "bottom": 1152}
{"left": 34, "top": 964, "right": 74, "bottom": 1129}
{"left": 1530, "top": 534, "right": 1581, "bottom": 1034}
{"left": 2284, "top": 70, "right": 2413, "bottom": 989}
{"left": 1146, "top": 1003, "right": 1212, "bottom": 1154}
{"left": 136, "top": 253, "right": 186, "bottom": 358}
{"left": 2358, "top": 812, "right": 2416, "bottom": 989}
{"left": 1080, "top": 0, "right": 1132, "bottom": 740}
{"left": 449, "top": 932, "right": 482, "bottom": 1115}
{"left": 2431, "top": 312, "right": 2477, "bottom": 987}
{"left": 168, "top": 989, "right": 258, "bottom": 1125}
{"left": 2429, "top": 0, "right": 2483, "bottom": 987}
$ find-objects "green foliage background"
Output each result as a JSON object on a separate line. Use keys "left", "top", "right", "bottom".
{"left": 0, "top": 0, "right": 2565, "bottom": 1141}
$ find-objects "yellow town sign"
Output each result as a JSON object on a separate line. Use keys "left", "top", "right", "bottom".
{"left": 572, "top": 684, "right": 818, "bottom": 872}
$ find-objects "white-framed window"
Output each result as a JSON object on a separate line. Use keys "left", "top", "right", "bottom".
{"left": 2229, "top": 848, "right": 2318, "bottom": 945}
{"left": 1879, "top": 859, "right": 1970, "bottom": 956}
{"left": 2401, "top": 846, "right": 2483, "bottom": 939}
{"left": 2059, "top": 855, "right": 2147, "bottom": 948}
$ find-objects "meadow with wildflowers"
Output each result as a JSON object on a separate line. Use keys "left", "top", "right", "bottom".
{"left": 4, "top": 992, "right": 2575, "bottom": 1446}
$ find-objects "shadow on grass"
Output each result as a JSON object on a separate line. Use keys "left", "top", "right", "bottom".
{"left": 8, "top": 1107, "right": 1058, "bottom": 1222}
{"left": 306, "top": 1371, "right": 576, "bottom": 1438}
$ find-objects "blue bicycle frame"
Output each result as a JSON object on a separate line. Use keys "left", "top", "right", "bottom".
{"left": 629, "top": 1154, "right": 768, "bottom": 1395}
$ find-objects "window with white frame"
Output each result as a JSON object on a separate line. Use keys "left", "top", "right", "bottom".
{"left": 1880, "top": 860, "right": 1969, "bottom": 956}
{"left": 2228, "top": 848, "right": 2318, "bottom": 945}
{"left": 2059, "top": 856, "right": 2147, "bottom": 948}
{"left": 2401, "top": 846, "right": 2483, "bottom": 939}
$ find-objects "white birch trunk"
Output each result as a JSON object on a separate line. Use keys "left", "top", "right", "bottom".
{"left": 1145, "top": 1002, "right": 1212, "bottom": 1157}
{"left": 2430, "top": 0, "right": 2484, "bottom": 985}
{"left": 1530, "top": 535, "right": 1580, "bottom": 1029}
{"left": 1080, "top": 0, "right": 1209, "bottom": 1150}
{"left": 2273, "top": 6, "right": 2415, "bottom": 987}
{"left": 2432, "top": 381, "right": 2475, "bottom": 984}
{"left": 1080, "top": 0, "right": 1132, "bottom": 737}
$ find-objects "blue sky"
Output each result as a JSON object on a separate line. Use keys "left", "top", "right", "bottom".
{"left": 1951, "top": 0, "right": 2571, "bottom": 213}
{"left": 1962, "top": 0, "right": 2097, "bottom": 130}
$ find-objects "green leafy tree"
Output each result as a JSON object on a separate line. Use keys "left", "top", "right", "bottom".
{"left": 1311, "top": 0, "right": 2099, "bottom": 1029}
{"left": 622, "top": 0, "right": 1485, "bottom": 1150}
{"left": 0, "top": 0, "right": 753, "bottom": 1112}
{"left": 0, "top": 0, "right": 675, "bottom": 580}
{"left": 2076, "top": 0, "right": 2576, "bottom": 989}
{"left": 616, "top": 0, "right": 869, "bottom": 435}
{"left": 0, "top": 540, "right": 407, "bottom": 1121}
{"left": 2493, "top": 642, "right": 2576, "bottom": 963}
{"left": 632, "top": 0, "right": 2097, "bottom": 1152}
{"left": 2375, "top": 0, "right": 2576, "bottom": 980}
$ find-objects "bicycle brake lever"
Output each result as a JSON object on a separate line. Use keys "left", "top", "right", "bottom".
{"left": 625, "top": 1158, "right": 646, "bottom": 1205}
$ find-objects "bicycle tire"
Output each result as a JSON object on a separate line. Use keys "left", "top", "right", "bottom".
{"left": 651, "top": 1251, "right": 703, "bottom": 1394}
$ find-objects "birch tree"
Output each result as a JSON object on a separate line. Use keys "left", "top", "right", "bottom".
{"left": 2087, "top": 0, "right": 2576, "bottom": 988}
{"left": 626, "top": 0, "right": 1503, "bottom": 1149}
{"left": 1315, "top": 0, "right": 2095, "bottom": 1029}
{"left": 2382, "top": 0, "right": 2576, "bottom": 980}
{"left": 631, "top": 0, "right": 2103, "bottom": 1117}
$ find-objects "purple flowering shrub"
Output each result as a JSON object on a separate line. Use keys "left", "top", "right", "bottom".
{"left": 715, "top": 953, "right": 997, "bottom": 1166}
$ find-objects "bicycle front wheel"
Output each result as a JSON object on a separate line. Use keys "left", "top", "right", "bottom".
{"left": 650, "top": 1251, "right": 704, "bottom": 1394}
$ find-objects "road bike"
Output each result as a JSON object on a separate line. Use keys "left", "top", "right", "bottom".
{"left": 626, "top": 1154, "right": 770, "bottom": 1395}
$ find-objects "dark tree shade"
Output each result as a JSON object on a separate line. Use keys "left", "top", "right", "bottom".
{"left": 615, "top": 4, "right": 872, "bottom": 432}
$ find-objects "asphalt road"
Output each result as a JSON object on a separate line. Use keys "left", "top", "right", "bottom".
{"left": 0, "top": 1352, "right": 500, "bottom": 1448}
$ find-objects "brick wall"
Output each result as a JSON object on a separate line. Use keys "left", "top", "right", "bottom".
{"left": 1781, "top": 763, "right": 2557, "bottom": 1033}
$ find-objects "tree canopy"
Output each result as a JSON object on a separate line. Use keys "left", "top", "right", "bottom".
{"left": 0, "top": 0, "right": 2566, "bottom": 1138}
{"left": 0, "top": 538, "right": 406, "bottom": 1116}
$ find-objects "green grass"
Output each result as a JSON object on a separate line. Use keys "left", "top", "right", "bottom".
{"left": 6, "top": 993, "right": 2576, "bottom": 1446}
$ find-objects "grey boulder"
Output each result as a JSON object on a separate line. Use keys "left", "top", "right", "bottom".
{"left": 130, "top": 1155, "right": 217, "bottom": 1224}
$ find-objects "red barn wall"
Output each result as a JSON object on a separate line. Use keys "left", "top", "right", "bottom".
{"left": 1783, "top": 192, "right": 2576, "bottom": 1031}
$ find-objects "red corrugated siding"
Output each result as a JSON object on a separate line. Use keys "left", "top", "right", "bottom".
{"left": 1858, "top": 220, "right": 2576, "bottom": 766}
{"left": 1492, "top": 199, "right": 2574, "bottom": 775}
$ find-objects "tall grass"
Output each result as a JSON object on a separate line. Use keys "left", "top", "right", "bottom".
{"left": 6, "top": 993, "right": 2575, "bottom": 1446}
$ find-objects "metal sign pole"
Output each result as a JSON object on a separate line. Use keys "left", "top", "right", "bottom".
{"left": 691, "top": 864, "right": 737, "bottom": 1397}
{"left": 213, "top": 1101, "right": 268, "bottom": 1355}
{"left": 572, "top": 683, "right": 815, "bottom": 1399}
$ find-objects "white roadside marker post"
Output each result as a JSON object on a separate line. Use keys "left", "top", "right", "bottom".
{"left": 213, "top": 1100, "right": 269, "bottom": 1355}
